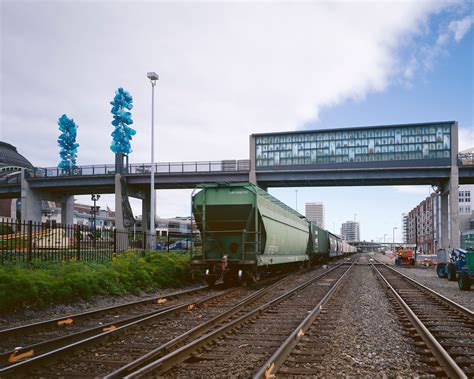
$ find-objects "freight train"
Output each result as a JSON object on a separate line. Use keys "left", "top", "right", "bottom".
{"left": 191, "top": 182, "right": 356, "bottom": 285}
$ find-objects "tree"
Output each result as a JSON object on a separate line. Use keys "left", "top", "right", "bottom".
{"left": 57, "top": 114, "right": 79, "bottom": 170}
{"left": 110, "top": 87, "right": 136, "bottom": 155}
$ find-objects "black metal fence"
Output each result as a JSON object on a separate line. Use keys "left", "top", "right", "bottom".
{"left": 0, "top": 219, "right": 143, "bottom": 264}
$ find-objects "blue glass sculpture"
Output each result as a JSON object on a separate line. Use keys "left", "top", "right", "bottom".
{"left": 57, "top": 114, "right": 79, "bottom": 169}
{"left": 110, "top": 87, "right": 136, "bottom": 155}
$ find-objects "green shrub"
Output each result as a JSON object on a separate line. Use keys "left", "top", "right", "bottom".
{"left": 0, "top": 251, "right": 199, "bottom": 313}
{"left": 0, "top": 224, "right": 13, "bottom": 235}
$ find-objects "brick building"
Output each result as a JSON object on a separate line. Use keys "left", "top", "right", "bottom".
{"left": 407, "top": 193, "right": 436, "bottom": 254}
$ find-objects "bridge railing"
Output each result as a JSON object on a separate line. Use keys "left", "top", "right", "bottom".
{"left": 24, "top": 159, "right": 251, "bottom": 179}
{"left": 0, "top": 171, "right": 21, "bottom": 185}
{"left": 458, "top": 152, "right": 474, "bottom": 166}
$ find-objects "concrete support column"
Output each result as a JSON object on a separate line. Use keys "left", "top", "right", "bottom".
{"left": 20, "top": 169, "right": 42, "bottom": 223}
{"left": 440, "top": 190, "right": 449, "bottom": 250}
{"left": 61, "top": 195, "right": 74, "bottom": 226}
{"left": 449, "top": 121, "right": 460, "bottom": 249}
{"left": 249, "top": 134, "right": 257, "bottom": 185}
{"left": 449, "top": 174, "right": 460, "bottom": 248}
{"left": 114, "top": 174, "right": 125, "bottom": 230}
{"left": 115, "top": 174, "right": 129, "bottom": 252}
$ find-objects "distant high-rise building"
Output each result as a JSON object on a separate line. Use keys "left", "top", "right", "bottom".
{"left": 402, "top": 213, "right": 408, "bottom": 244}
{"left": 341, "top": 221, "right": 360, "bottom": 241}
{"left": 305, "top": 202, "right": 325, "bottom": 228}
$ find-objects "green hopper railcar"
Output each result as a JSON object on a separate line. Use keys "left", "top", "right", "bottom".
{"left": 191, "top": 182, "right": 355, "bottom": 285}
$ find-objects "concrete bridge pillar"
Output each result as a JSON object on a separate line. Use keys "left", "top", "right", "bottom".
{"left": 20, "top": 169, "right": 43, "bottom": 223}
{"left": 449, "top": 122, "right": 460, "bottom": 249}
{"left": 440, "top": 189, "right": 449, "bottom": 250}
{"left": 115, "top": 174, "right": 125, "bottom": 231}
{"left": 141, "top": 189, "right": 157, "bottom": 249}
{"left": 439, "top": 122, "right": 460, "bottom": 252}
{"left": 249, "top": 135, "right": 257, "bottom": 185}
{"left": 61, "top": 195, "right": 74, "bottom": 225}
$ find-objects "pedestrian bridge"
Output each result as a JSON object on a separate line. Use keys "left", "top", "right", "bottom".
{"left": 0, "top": 152, "right": 473, "bottom": 198}
{"left": 1, "top": 121, "right": 472, "bottom": 250}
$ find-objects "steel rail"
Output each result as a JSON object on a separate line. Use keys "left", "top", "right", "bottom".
{"left": 0, "top": 284, "right": 209, "bottom": 339}
{"left": 0, "top": 300, "right": 199, "bottom": 369}
{"left": 105, "top": 272, "right": 298, "bottom": 378}
{"left": 124, "top": 264, "right": 350, "bottom": 378}
{"left": 371, "top": 263, "right": 467, "bottom": 379}
{"left": 380, "top": 261, "right": 473, "bottom": 317}
{"left": 0, "top": 287, "right": 236, "bottom": 377}
{"left": 253, "top": 261, "right": 355, "bottom": 379}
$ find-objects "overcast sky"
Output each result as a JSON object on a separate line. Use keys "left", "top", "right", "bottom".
{"left": 1, "top": 1, "right": 473, "bottom": 241}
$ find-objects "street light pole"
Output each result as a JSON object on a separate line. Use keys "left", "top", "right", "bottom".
{"left": 147, "top": 72, "right": 159, "bottom": 250}
{"left": 295, "top": 189, "right": 298, "bottom": 212}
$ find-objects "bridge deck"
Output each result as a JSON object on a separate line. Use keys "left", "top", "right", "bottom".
{"left": 0, "top": 155, "right": 473, "bottom": 198}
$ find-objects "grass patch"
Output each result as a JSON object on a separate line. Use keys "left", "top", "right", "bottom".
{"left": 0, "top": 251, "right": 200, "bottom": 313}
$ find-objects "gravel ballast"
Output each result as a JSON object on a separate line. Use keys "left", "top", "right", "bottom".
{"left": 280, "top": 258, "right": 431, "bottom": 377}
{"left": 0, "top": 283, "right": 204, "bottom": 330}
{"left": 370, "top": 252, "right": 474, "bottom": 311}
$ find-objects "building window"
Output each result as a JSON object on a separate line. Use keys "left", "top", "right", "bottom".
{"left": 255, "top": 124, "right": 452, "bottom": 167}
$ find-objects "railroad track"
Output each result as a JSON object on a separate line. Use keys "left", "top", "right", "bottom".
{"left": 0, "top": 284, "right": 240, "bottom": 375}
{"left": 0, "top": 285, "right": 216, "bottom": 368}
{"left": 252, "top": 258, "right": 473, "bottom": 378}
{"left": 119, "top": 260, "right": 356, "bottom": 378}
{"left": 372, "top": 263, "right": 474, "bottom": 378}
{"left": 1, "top": 261, "right": 348, "bottom": 378}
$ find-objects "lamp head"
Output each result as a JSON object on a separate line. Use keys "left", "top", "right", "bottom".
{"left": 147, "top": 72, "right": 159, "bottom": 82}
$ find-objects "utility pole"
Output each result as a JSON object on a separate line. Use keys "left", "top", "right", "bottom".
{"left": 392, "top": 226, "right": 397, "bottom": 253}
{"left": 295, "top": 189, "right": 298, "bottom": 213}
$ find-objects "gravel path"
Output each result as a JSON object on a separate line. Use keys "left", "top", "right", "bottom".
{"left": 279, "top": 261, "right": 431, "bottom": 377}
{"left": 370, "top": 252, "right": 474, "bottom": 312}
{"left": 0, "top": 283, "right": 204, "bottom": 330}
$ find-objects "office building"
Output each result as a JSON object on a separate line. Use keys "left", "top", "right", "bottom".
{"left": 341, "top": 221, "right": 360, "bottom": 241}
{"left": 402, "top": 213, "right": 408, "bottom": 243}
{"left": 305, "top": 202, "right": 325, "bottom": 228}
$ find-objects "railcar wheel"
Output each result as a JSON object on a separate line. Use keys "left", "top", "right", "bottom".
{"left": 436, "top": 263, "right": 447, "bottom": 278}
{"left": 447, "top": 263, "right": 457, "bottom": 282}
{"left": 222, "top": 271, "right": 236, "bottom": 288}
{"left": 246, "top": 271, "right": 260, "bottom": 285}
{"left": 205, "top": 274, "right": 217, "bottom": 287}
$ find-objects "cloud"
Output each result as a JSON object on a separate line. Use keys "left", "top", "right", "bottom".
{"left": 1, "top": 1, "right": 466, "bottom": 167}
{"left": 393, "top": 186, "right": 432, "bottom": 196}
{"left": 449, "top": 14, "right": 474, "bottom": 42}
{"left": 0, "top": 1, "right": 471, "bottom": 218}
{"left": 405, "top": 8, "right": 473, "bottom": 78}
